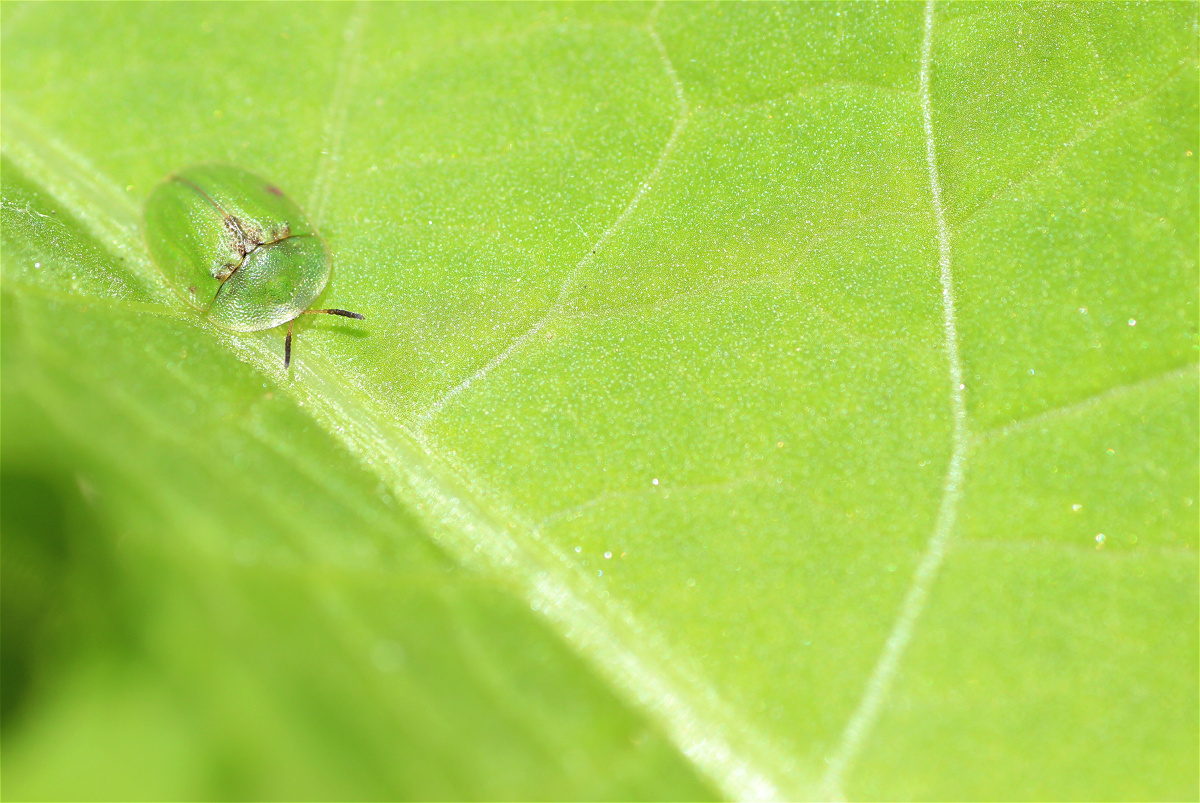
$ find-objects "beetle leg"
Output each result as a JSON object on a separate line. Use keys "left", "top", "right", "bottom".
{"left": 304, "top": 308, "right": 365, "bottom": 321}
{"left": 284, "top": 318, "right": 295, "bottom": 369}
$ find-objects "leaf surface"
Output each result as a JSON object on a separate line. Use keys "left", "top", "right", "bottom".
{"left": 2, "top": 3, "right": 1196, "bottom": 799}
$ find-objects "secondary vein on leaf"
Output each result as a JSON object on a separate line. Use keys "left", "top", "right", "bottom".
{"left": 819, "top": 3, "right": 971, "bottom": 796}
{"left": 309, "top": 0, "right": 370, "bottom": 226}
{"left": 957, "top": 56, "right": 1197, "bottom": 229}
{"left": 412, "top": 18, "right": 693, "bottom": 434}
{"left": 977, "top": 362, "right": 1200, "bottom": 443}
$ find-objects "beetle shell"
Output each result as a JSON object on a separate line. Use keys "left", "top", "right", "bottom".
{"left": 143, "top": 164, "right": 331, "bottom": 332}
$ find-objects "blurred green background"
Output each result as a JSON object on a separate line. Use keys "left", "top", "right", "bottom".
{"left": 2, "top": 2, "right": 1196, "bottom": 800}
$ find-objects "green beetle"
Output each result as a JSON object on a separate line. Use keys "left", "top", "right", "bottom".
{"left": 143, "top": 164, "right": 363, "bottom": 367}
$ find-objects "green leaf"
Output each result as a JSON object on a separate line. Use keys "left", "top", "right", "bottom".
{"left": 2, "top": 2, "right": 1196, "bottom": 799}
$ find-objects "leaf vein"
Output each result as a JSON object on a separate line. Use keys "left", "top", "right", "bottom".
{"left": 309, "top": 1, "right": 370, "bottom": 226}
{"left": 412, "top": 20, "right": 694, "bottom": 433}
{"left": 977, "top": 362, "right": 1200, "bottom": 443}
{"left": 956, "top": 56, "right": 1197, "bottom": 230}
{"left": 820, "top": 5, "right": 970, "bottom": 795}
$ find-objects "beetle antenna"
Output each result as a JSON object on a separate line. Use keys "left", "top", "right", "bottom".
{"left": 305, "top": 308, "right": 365, "bottom": 320}
{"left": 284, "top": 318, "right": 295, "bottom": 368}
